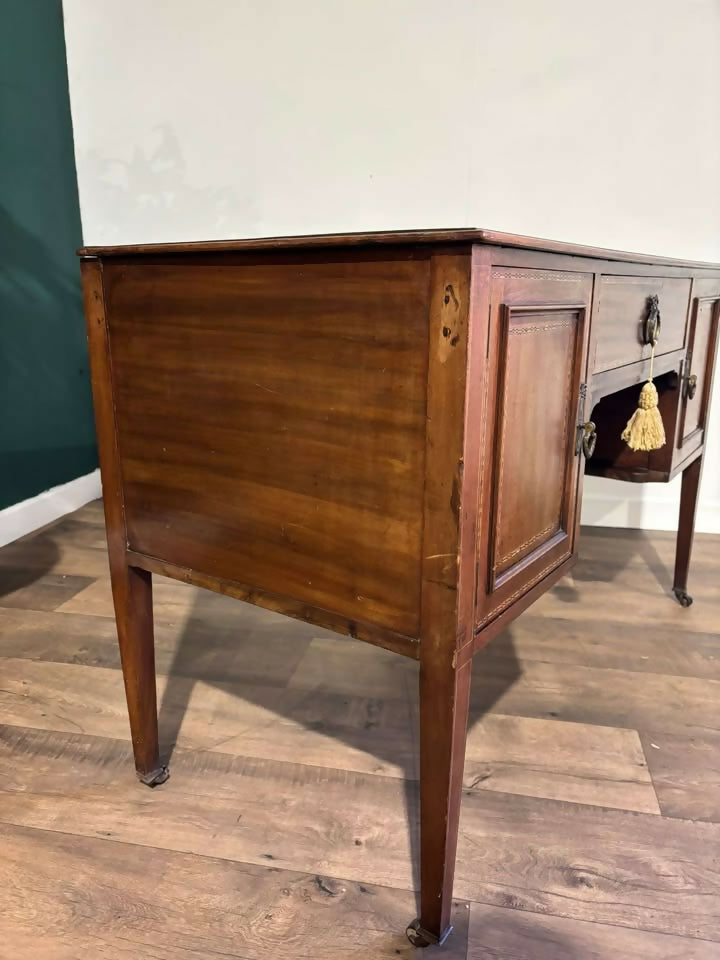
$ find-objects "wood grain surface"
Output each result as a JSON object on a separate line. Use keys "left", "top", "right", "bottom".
{"left": 103, "top": 254, "right": 431, "bottom": 636}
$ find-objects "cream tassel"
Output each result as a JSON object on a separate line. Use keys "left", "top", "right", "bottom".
{"left": 621, "top": 342, "right": 666, "bottom": 452}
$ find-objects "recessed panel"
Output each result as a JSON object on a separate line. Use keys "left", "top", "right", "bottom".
{"left": 680, "top": 297, "right": 719, "bottom": 447}
{"left": 475, "top": 265, "right": 593, "bottom": 632}
{"left": 491, "top": 306, "right": 581, "bottom": 586}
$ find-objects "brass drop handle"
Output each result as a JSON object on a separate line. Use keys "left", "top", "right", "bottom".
{"left": 576, "top": 421, "right": 597, "bottom": 459}
{"left": 685, "top": 373, "right": 698, "bottom": 400}
{"left": 642, "top": 294, "right": 661, "bottom": 346}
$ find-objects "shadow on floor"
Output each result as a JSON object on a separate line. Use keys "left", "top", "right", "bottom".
{"left": 538, "top": 525, "right": 676, "bottom": 608}
{"left": 150, "top": 525, "right": 674, "bottom": 915}
{"left": 155, "top": 589, "right": 524, "bottom": 904}
{"left": 0, "top": 537, "right": 60, "bottom": 598}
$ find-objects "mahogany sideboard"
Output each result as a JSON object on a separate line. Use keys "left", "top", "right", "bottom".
{"left": 79, "top": 229, "right": 719, "bottom": 947}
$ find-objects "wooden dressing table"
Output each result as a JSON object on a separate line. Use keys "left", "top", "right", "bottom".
{"left": 80, "top": 229, "right": 719, "bottom": 947}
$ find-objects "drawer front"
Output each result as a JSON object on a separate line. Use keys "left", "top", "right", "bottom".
{"left": 475, "top": 268, "right": 593, "bottom": 630}
{"left": 594, "top": 276, "right": 691, "bottom": 373}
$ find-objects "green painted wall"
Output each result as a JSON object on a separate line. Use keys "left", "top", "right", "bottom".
{"left": 0, "top": 0, "right": 96, "bottom": 511}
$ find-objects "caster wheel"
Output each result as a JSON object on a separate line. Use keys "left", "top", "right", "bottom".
{"left": 405, "top": 919, "right": 453, "bottom": 948}
{"left": 406, "top": 920, "right": 432, "bottom": 948}
{"left": 673, "top": 588, "right": 693, "bottom": 608}
{"left": 137, "top": 765, "right": 170, "bottom": 787}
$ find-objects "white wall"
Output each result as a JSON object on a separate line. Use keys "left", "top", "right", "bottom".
{"left": 63, "top": 0, "right": 720, "bottom": 532}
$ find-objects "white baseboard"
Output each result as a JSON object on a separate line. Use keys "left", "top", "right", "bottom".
{"left": 581, "top": 476, "right": 720, "bottom": 534}
{"left": 0, "top": 469, "right": 102, "bottom": 547}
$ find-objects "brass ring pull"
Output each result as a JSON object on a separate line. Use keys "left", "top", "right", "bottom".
{"left": 685, "top": 373, "right": 698, "bottom": 400}
{"left": 643, "top": 294, "right": 661, "bottom": 346}
{"left": 580, "top": 421, "right": 597, "bottom": 459}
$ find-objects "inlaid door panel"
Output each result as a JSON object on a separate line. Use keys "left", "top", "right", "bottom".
{"left": 677, "top": 293, "right": 719, "bottom": 457}
{"left": 475, "top": 268, "right": 593, "bottom": 629}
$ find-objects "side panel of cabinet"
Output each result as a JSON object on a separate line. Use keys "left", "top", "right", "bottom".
{"left": 475, "top": 268, "right": 593, "bottom": 629}
{"left": 102, "top": 253, "right": 432, "bottom": 637}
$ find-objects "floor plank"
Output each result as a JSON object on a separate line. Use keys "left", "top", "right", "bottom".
{"left": 0, "top": 607, "right": 123, "bottom": 668}
{"left": 0, "top": 570, "right": 94, "bottom": 612}
{"left": 0, "top": 659, "right": 415, "bottom": 779}
{"left": 455, "top": 790, "right": 720, "bottom": 942}
{"left": 640, "top": 730, "right": 720, "bottom": 823}
{"left": 467, "top": 902, "right": 720, "bottom": 959}
{"left": 463, "top": 713, "right": 659, "bottom": 814}
{"left": 288, "top": 636, "right": 720, "bottom": 736}
{"left": 469, "top": 657, "right": 720, "bottom": 736}
{"left": 0, "top": 598, "right": 318, "bottom": 686}
{"left": 493, "top": 614, "right": 720, "bottom": 680}
{"left": 0, "top": 820, "right": 471, "bottom": 959}
{"left": 0, "top": 509, "right": 114, "bottom": 579}
{"left": 577, "top": 526, "right": 719, "bottom": 567}
{"left": 0, "top": 655, "right": 660, "bottom": 812}
{"left": 0, "top": 725, "right": 419, "bottom": 892}
{"left": 529, "top": 571, "right": 720, "bottom": 633}
{"left": 1, "top": 726, "right": 718, "bottom": 942}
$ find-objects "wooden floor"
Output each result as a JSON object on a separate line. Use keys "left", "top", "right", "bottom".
{"left": 1, "top": 501, "right": 719, "bottom": 959}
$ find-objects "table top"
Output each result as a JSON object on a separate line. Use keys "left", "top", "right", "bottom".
{"left": 79, "top": 228, "right": 720, "bottom": 271}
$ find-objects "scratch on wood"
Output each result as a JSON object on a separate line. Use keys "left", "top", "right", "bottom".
{"left": 450, "top": 472, "right": 461, "bottom": 521}
{"left": 254, "top": 382, "right": 281, "bottom": 396}
{"left": 467, "top": 771, "right": 493, "bottom": 788}
{"left": 426, "top": 578, "right": 457, "bottom": 592}
{"left": 314, "top": 876, "right": 341, "bottom": 897}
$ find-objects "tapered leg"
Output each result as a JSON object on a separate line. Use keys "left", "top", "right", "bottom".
{"left": 673, "top": 455, "right": 703, "bottom": 607}
{"left": 407, "top": 652, "right": 472, "bottom": 947}
{"left": 81, "top": 259, "right": 167, "bottom": 786}
{"left": 109, "top": 558, "right": 168, "bottom": 786}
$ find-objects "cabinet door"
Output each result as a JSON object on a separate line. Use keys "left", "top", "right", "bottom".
{"left": 475, "top": 268, "right": 593, "bottom": 629}
{"left": 676, "top": 293, "right": 719, "bottom": 458}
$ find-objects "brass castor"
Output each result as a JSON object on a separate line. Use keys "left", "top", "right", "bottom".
{"left": 137, "top": 766, "right": 170, "bottom": 787}
{"left": 673, "top": 587, "right": 693, "bottom": 607}
{"left": 405, "top": 919, "right": 453, "bottom": 948}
